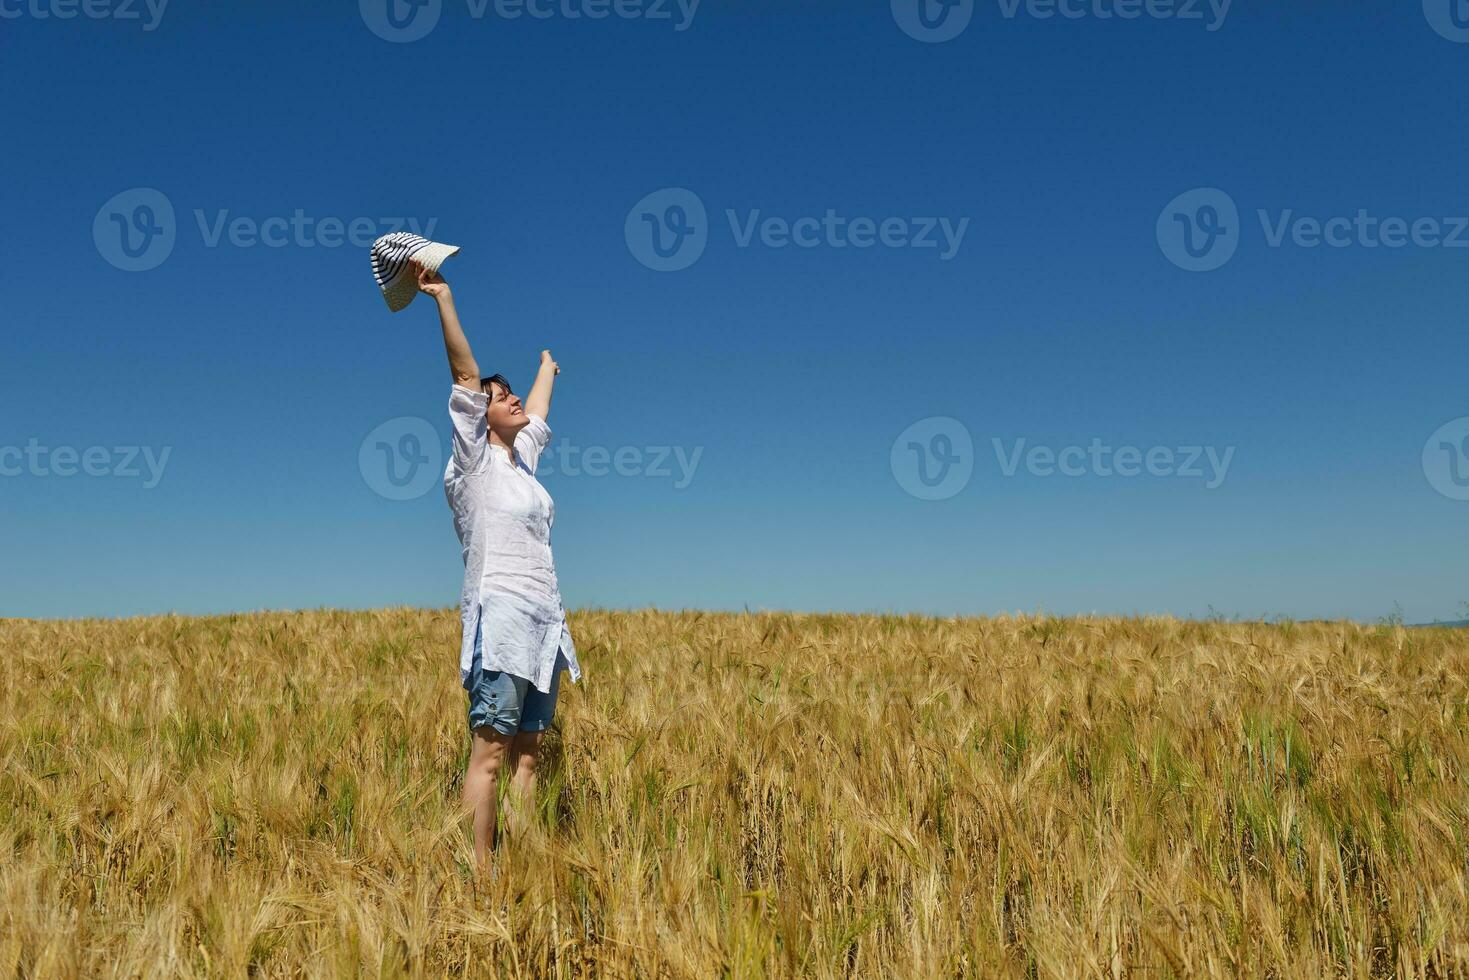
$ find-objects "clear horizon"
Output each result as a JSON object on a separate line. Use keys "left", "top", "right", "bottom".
{"left": 5, "top": 604, "right": 1465, "bottom": 630}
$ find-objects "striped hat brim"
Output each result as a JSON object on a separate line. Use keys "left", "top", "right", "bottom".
{"left": 372, "top": 233, "right": 461, "bottom": 313}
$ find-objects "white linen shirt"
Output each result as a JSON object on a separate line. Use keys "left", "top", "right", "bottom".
{"left": 445, "top": 384, "right": 581, "bottom": 694}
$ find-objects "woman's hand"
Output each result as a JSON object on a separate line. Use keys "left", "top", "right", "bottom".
{"left": 540, "top": 349, "right": 560, "bottom": 376}
{"left": 414, "top": 260, "right": 451, "bottom": 302}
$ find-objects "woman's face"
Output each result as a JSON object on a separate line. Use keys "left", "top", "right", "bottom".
{"left": 484, "top": 380, "right": 528, "bottom": 434}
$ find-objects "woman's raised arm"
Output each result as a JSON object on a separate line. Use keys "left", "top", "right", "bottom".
{"left": 524, "top": 350, "right": 559, "bottom": 421}
{"left": 415, "top": 261, "right": 479, "bottom": 388}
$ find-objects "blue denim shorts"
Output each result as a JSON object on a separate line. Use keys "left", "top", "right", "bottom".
{"left": 466, "top": 620, "right": 567, "bottom": 736}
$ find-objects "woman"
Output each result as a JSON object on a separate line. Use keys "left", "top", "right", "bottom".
{"left": 413, "top": 260, "right": 582, "bottom": 869}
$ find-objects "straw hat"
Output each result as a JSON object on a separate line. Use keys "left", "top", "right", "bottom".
{"left": 370, "top": 232, "right": 460, "bottom": 312}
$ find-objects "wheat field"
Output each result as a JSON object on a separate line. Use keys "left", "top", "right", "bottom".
{"left": 1, "top": 609, "right": 1466, "bottom": 978}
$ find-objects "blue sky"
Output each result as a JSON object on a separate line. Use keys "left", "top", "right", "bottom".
{"left": 3, "top": 0, "right": 1466, "bottom": 622}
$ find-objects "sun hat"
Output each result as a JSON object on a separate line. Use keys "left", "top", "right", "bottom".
{"left": 370, "top": 232, "right": 460, "bottom": 313}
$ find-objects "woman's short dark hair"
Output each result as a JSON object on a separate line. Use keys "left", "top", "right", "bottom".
{"left": 480, "top": 374, "right": 512, "bottom": 396}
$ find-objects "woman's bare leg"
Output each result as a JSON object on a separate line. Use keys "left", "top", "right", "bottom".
{"left": 463, "top": 726, "right": 513, "bottom": 868}
{"left": 505, "top": 730, "right": 545, "bottom": 833}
